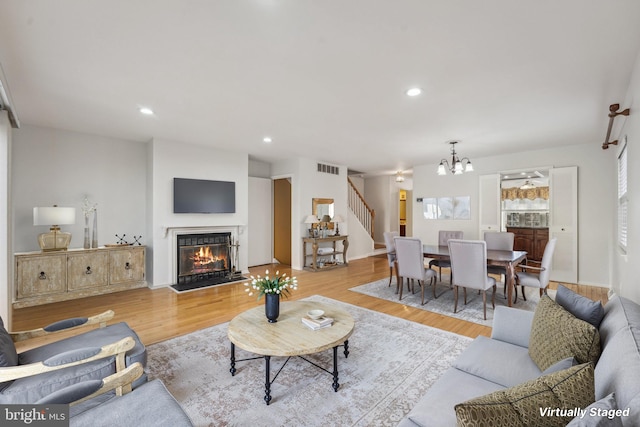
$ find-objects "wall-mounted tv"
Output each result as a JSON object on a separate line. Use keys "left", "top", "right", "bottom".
{"left": 173, "top": 178, "right": 236, "bottom": 214}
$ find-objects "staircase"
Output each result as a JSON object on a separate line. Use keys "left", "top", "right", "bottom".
{"left": 348, "top": 177, "right": 375, "bottom": 239}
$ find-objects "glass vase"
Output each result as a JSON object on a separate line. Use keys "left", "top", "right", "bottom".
{"left": 83, "top": 216, "right": 90, "bottom": 249}
{"left": 91, "top": 210, "right": 98, "bottom": 248}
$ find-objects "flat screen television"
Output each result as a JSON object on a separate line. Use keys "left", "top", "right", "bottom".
{"left": 173, "top": 178, "right": 236, "bottom": 213}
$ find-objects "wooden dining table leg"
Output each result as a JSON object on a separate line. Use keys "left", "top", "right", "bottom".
{"left": 506, "top": 263, "right": 515, "bottom": 307}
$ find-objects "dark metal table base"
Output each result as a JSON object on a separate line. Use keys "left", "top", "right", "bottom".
{"left": 230, "top": 340, "right": 350, "bottom": 405}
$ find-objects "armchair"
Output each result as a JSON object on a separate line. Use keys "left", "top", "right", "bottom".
{"left": 32, "top": 361, "right": 194, "bottom": 426}
{"left": 0, "top": 310, "right": 146, "bottom": 404}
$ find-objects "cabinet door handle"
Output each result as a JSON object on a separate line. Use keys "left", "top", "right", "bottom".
{"left": 125, "top": 262, "right": 131, "bottom": 270}
{"left": 86, "top": 266, "right": 92, "bottom": 274}
{"left": 39, "top": 271, "right": 47, "bottom": 280}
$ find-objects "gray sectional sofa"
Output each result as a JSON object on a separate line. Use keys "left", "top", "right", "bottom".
{"left": 399, "top": 293, "right": 640, "bottom": 426}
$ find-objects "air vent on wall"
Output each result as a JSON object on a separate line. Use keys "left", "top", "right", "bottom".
{"left": 317, "top": 163, "right": 340, "bottom": 175}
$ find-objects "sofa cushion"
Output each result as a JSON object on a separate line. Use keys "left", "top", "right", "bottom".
{"left": 599, "top": 296, "right": 640, "bottom": 348}
{"left": 556, "top": 285, "right": 605, "bottom": 328}
{"left": 565, "top": 393, "right": 623, "bottom": 427}
{"left": 529, "top": 295, "right": 600, "bottom": 371}
{"left": 405, "top": 367, "right": 504, "bottom": 427}
{"left": 594, "top": 325, "right": 640, "bottom": 425}
{"left": 455, "top": 363, "right": 595, "bottom": 427}
{"left": 453, "top": 335, "right": 542, "bottom": 388}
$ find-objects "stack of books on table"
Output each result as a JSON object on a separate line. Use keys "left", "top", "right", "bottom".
{"left": 301, "top": 316, "right": 334, "bottom": 330}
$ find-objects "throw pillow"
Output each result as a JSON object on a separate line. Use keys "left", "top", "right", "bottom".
{"left": 556, "top": 285, "right": 605, "bottom": 328}
{"left": 529, "top": 295, "right": 601, "bottom": 371}
{"left": 455, "top": 363, "right": 595, "bottom": 427}
{"left": 565, "top": 393, "right": 623, "bottom": 427}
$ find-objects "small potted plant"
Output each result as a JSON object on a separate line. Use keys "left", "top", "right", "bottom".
{"left": 245, "top": 270, "right": 298, "bottom": 323}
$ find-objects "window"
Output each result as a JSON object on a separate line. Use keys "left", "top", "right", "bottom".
{"left": 618, "top": 137, "right": 628, "bottom": 251}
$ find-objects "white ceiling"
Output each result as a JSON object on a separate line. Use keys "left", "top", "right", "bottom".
{"left": 1, "top": 1, "right": 639, "bottom": 176}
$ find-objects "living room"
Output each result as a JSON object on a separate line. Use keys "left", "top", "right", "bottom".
{"left": 1, "top": 1, "right": 640, "bottom": 425}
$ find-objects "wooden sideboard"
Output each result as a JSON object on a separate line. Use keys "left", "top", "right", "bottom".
{"left": 302, "top": 235, "right": 349, "bottom": 272}
{"left": 506, "top": 227, "right": 549, "bottom": 262}
{"left": 14, "top": 246, "right": 146, "bottom": 308}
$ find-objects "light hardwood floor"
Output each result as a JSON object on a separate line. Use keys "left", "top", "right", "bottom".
{"left": 12, "top": 254, "right": 608, "bottom": 350}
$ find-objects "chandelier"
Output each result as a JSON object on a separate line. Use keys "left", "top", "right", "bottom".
{"left": 437, "top": 141, "right": 473, "bottom": 175}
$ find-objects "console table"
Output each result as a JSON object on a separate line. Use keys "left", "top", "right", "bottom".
{"left": 302, "top": 235, "right": 348, "bottom": 272}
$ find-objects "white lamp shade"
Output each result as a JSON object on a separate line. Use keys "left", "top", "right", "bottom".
{"left": 303, "top": 215, "right": 320, "bottom": 224}
{"left": 332, "top": 215, "right": 344, "bottom": 223}
{"left": 33, "top": 207, "right": 76, "bottom": 226}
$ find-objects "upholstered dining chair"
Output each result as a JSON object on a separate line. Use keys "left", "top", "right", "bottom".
{"left": 448, "top": 239, "right": 497, "bottom": 320}
{"left": 429, "top": 230, "right": 463, "bottom": 284}
{"left": 483, "top": 231, "right": 515, "bottom": 298}
{"left": 515, "top": 237, "right": 557, "bottom": 301}
{"left": 383, "top": 231, "right": 399, "bottom": 287}
{"left": 393, "top": 237, "right": 437, "bottom": 305}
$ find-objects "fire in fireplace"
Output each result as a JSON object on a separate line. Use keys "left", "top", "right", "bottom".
{"left": 176, "top": 232, "right": 232, "bottom": 288}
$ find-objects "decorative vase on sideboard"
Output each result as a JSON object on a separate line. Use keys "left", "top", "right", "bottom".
{"left": 265, "top": 293, "right": 280, "bottom": 323}
{"left": 91, "top": 210, "right": 98, "bottom": 248}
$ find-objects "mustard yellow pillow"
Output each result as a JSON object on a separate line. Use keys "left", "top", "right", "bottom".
{"left": 455, "top": 363, "right": 595, "bottom": 427}
{"left": 529, "top": 295, "right": 600, "bottom": 371}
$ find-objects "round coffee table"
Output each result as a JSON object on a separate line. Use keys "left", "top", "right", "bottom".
{"left": 228, "top": 300, "right": 355, "bottom": 405}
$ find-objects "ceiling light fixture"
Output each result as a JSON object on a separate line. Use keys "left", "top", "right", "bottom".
{"left": 437, "top": 141, "right": 473, "bottom": 175}
{"left": 406, "top": 87, "right": 422, "bottom": 97}
{"left": 263, "top": 136, "right": 272, "bottom": 143}
{"left": 395, "top": 171, "right": 405, "bottom": 182}
{"left": 139, "top": 107, "right": 154, "bottom": 115}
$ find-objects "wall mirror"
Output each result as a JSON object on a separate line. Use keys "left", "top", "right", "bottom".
{"left": 312, "top": 198, "right": 334, "bottom": 219}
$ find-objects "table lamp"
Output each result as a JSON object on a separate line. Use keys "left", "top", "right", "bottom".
{"left": 303, "top": 215, "right": 320, "bottom": 237}
{"left": 332, "top": 215, "right": 344, "bottom": 236}
{"left": 33, "top": 205, "right": 76, "bottom": 251}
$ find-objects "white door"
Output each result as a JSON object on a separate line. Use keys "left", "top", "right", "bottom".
{"left": 549, "top": 166, "right": 578, "bottom": 283}
{"left": 479, "top": 174, "right": 501, "bottom": 235}
{"left": 248, "top": 177, "right": 273, "bottom": 266}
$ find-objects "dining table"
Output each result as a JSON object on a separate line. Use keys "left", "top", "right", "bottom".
{"left": 422, "top": 244, "right": 528, "bottom": 307}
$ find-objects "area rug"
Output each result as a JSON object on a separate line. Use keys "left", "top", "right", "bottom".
{"left": 146, "top": 295, "right": 472, "bottom": 427}
{"left": 349, "top": 277, "right": 554, "bottom": 327}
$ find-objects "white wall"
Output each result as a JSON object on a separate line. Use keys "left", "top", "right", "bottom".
{"left": 0, "top": 111, "right": 11, "bottom": 326}
{"left": 148, "top": 139, "right": 249, "bottom": 286}
{"left": 271, "top": 157, "right": 353, "bottom": 270}
{"left": 613, "top": 49, "right": 640, "bottom": 304}
{"left": 412, "top": 143, "right": 614, "bottom": 287}
{"left": 11, "top": 126, "right": 147, "bottom": 253}
{"left": 248, "top": 176, "right": 272, "bottom": 266}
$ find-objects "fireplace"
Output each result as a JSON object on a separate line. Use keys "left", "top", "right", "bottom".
{"left": 175, "top": 232, "right": 232, "bottom": 288}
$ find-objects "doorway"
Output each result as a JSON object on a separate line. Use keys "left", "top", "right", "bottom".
{"left": 273, "top": 178, "right": 292, "bottom": 265}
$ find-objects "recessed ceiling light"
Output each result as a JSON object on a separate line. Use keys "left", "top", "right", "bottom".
{"left": 406, "top": 87, "right": 422, "bottom": 97}
{"left": 263, "top": 137, "right": 272, "bottom": 143}
{"left": 139, "top": 107, "right": 154, "bottom": 115}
